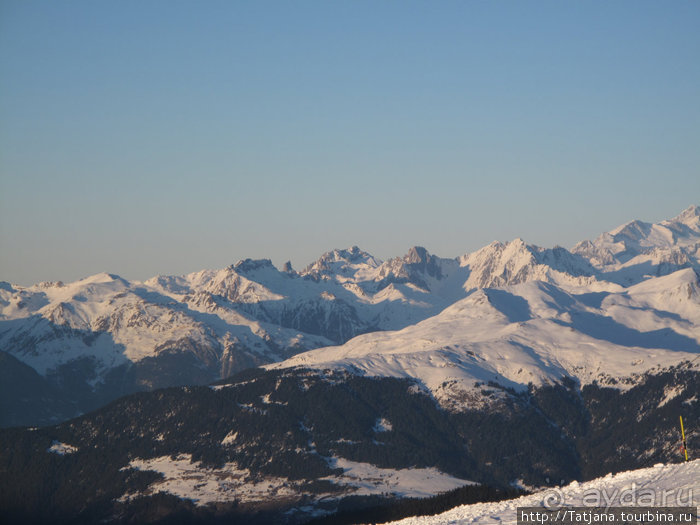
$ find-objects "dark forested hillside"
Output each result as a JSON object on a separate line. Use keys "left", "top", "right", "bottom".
{"left": 0, "top": 366, "right": 697, "bottom": 524}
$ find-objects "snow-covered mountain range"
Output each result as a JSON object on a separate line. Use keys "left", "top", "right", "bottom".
{"left": 1, "top": 205, "right": 699, "bottom": 426}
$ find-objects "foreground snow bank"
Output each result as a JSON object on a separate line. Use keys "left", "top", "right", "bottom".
{"left": 390, "top": 460, "right": 699, "bottom": 524}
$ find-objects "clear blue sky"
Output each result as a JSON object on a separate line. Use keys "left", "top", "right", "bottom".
{"left": 1, "top": 1, "right": 699, "bottom": 285}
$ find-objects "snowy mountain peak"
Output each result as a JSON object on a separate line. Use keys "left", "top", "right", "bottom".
{"left": 404, "top": 246, "right": 431, "bottom": 264}
{"left": 33, "top": 280, "right": 65, "bottom": 290}
{"left": 232, "top": 258, "right": 276, "bottom": 274}
{"left": 662, "top": 204, "right": 700, "bottom": 242}
{"left": 398, "top": 246, "right": 447, "bottom": 279}
{"left": 458, "top": 238, "right": 595, "bottom": 290}
{"left": 572, "top": 205, "right": 700, "bottom": 282}
{"left": 305, "top": 246, "right": 379, "bottom": 268}
{"left": 78, "top": 272, "right": 128, "bottom": 285}
{"left": 671, "top": 204, "right": 700, "bottom": 226}
{"left": 373, "top": 246, "right": 452, "bottom": 292}
{"left": 301, "top": 246, "right": 381, "bottom": 282}
{"left": 608, "top": 219, "right": 652, "bottom": 239}
{"left": 339, "top": 245, "right": 377, "bottom": 263}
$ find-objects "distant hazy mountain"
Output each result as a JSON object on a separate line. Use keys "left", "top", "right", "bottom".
{"left": 572, "top": 204, "right": 700, "bottom": 284}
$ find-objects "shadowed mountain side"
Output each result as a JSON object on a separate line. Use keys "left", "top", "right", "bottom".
{"left": 131, "top": 285, "right": 316, "bottom": 357}
{"left": 0, "top": 351, "right": 79, "bottom": 427}
{"left": 0, "top": 313, "right": 272, "bottom": 427}
{"left": 484, "top": 289, "right": 532, "bottom": 323}
{"left": 554, "top": 311, "right": 700, "bottom": 352}
{"left": 600, "top": 259, "right": 696, "bottom": 286}
{"left": 238, "top": 295, "right": 370, "bottom": 344}
{"left": 574, "top": 291, "right": 611, "bottom": 309}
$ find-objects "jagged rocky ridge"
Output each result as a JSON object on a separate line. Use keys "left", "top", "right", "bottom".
{"left": 1, "top": 205, "right": 699, "bottom": 427}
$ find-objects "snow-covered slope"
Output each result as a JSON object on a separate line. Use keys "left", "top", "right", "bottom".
{"left": 119, "top": 454, "right": 474, "bottom": 508}
{"left": 390, "top": 460, "right": 699, "bottom": 524}
{"left": 270, "top": 268, "right": 700, "bottom": 410}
